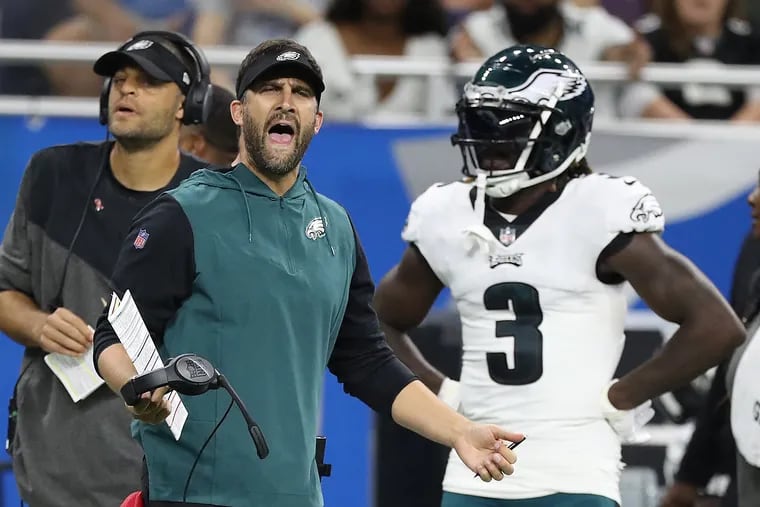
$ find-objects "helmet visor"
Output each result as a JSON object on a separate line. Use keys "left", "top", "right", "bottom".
{"left": 454, "top": 105, "right": 540, "bottom": 171}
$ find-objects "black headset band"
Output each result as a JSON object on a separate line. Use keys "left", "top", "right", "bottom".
{"left": 121, "top": 368, "right": 170, "bottom": 406}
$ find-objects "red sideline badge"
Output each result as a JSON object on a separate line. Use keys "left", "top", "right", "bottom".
{"left": 133, "top": 228, "right": 150, "bottom": 250}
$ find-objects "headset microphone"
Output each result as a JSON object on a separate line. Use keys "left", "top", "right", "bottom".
{"left": 121, "top": 353, "right": 269, "bottom": 459}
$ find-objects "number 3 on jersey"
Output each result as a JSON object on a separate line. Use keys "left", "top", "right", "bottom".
{"left": 483, "top": 282, "right": 543, "bottom": 385}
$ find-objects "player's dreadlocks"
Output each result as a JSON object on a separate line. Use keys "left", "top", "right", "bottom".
{"left": 460, "top": 157, "right": 592, "bottom": 191}
{"left": 569, "top": 157, "right": 593, "bottom": 177}
{"left": 554, "top": 157, "right": 592, "bottom": 190}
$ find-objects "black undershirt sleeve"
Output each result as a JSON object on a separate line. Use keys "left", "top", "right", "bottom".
{"left": 93, "top": 194, "right": 195, "bottom": 376}
{"left": 327, "top": 223, "right": 417, "bottom": 415}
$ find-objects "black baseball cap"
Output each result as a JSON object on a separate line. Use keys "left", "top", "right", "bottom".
{"left": 200, "top": 85, "right": 238, "bottom": 154}
{"left": 235, "top": 42, "right": 325, "bottom": 102}
{"left": 94, "top": 36, "right": 193, "bottom": 94}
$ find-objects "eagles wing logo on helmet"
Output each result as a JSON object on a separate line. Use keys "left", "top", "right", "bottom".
{"left": 305, "top": 217, "right": 325, "bottom": 240}
{"left": 506, "top": 69, "right": 588, "bottom": 104}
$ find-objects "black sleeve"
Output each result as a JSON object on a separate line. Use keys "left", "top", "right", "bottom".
{"left": 327, "top": 224, "right": 417, "bottom": 414}
{"left": 92, "top": 194, "right": 195, "bottom": 375}
{"left": 0, "top": 148, "right": 59, "bottom": 295}
{"left": 0, "top": 155, "right": 35, "bottom": 295}
{"left": 674, "top": 360, "right": 735, "bottom": 486}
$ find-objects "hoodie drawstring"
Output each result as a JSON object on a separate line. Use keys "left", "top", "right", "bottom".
{"left": 305, "top": 178, "right": 336, "bottom": 256}
{"left": 228, "top": 174, "right": 254, "bottom": 243}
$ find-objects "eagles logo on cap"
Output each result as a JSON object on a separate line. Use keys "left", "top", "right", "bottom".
{"left": 276, "top": 51, "right": 301, "bottom": 62}
{"left": 126, "top": 40, "right": 154, "bottom": 51}
{"left": 235, "top": 44, "right": 325, "bottom": 100}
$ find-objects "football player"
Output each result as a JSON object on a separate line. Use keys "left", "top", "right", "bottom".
{"left": 373, "top": 44, "right": 745, "bottom": 507}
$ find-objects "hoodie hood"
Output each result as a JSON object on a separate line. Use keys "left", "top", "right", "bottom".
{"left": 180, "top": 163, "right": 334, "bottom": 254}
{"left": 187, "top": 162, "right": 310, "bottom": 199}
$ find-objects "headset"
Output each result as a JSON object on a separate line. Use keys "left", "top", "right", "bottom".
{"left": 99, "top": 30, "right": 213, "bottom": 126}
{"left": 121, "top": 353, "right": 269, "bottom": 459}
{"left": 123, "top": 353, "right": 334, "bottom": 501}
{"left": 121, "top": 354, "right": 270, "bottom": 501}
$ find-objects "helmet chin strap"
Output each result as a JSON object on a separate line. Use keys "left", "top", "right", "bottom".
{"left": 484, "top": 174, "right": 527, "bottom": 198}
{"left": 463, "top": 170, "right": 497, "bottom": 256}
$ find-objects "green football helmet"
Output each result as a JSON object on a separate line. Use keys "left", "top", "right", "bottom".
{"left": 451, "top": 44, "right": 595, "bottom": 198}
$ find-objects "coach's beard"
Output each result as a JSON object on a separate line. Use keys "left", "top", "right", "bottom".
{"left": 243, "top": 110, "right": 315, "bottom": 179}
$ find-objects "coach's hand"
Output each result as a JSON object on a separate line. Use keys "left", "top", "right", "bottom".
{"left": 34, "top": 307, "right": 93, "bottom": 356}
{"left": 128, "top": 386, "right": 172, "bottom": 424}
{"left": 454, "top": 423, "right": 521, "bottom": 482}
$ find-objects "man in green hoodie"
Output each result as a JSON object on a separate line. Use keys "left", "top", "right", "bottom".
{"left": 93, "top": 39, "right": 524, "bottom": 507}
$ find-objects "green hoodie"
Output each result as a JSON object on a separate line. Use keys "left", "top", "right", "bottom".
{"left": 135, "top": 163, "right": 357, "bottom": 506}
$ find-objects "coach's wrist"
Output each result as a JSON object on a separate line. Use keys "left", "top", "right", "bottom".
{"left": 446, "top": 415, "right": 474, "bottom": 449}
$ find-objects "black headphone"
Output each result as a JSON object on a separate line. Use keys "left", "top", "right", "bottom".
{"left": 120, "top": 353, "right": 269, "bottom": 460}
{"left": 99, "top": 30, "right": 213, "bottom": 126}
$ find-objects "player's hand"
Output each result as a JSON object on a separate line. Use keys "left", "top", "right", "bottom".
{"left": 601, "top": 379, "right": 654, "bottom": 443}
{"left": 34, "top": 308, "right": 93, "bottom": 356}
{"left": 453, "top": 423, "right": 522, "bottom": 482}
{"left": 659, "top": 481, "right": 699, "bottom": 507}
{"left": 127, "top": 386, "right": 171, "bottom": 425}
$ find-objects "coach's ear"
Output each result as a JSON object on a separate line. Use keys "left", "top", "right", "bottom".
{"left": 230, "top": 99, "right": 244, "bottom": 127}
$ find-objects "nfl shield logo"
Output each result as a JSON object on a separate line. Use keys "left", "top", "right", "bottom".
{"left": 499, "top": 227, "right": 516, "bottom": 246}
{"left": 133, "top": 228, "right": 149, "bottom": 249}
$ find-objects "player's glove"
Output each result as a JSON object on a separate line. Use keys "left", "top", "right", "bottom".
{"left": 437, "top": 377, "right": 462, "bottom": 410}
{"left": 600, "top": 379, "right": 654, "bottom": 444}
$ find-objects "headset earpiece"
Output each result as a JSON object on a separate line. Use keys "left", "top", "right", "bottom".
{"left": 139, "top": 30, "right": 212, "bottom": 125}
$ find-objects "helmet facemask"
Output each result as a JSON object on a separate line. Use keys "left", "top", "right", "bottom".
{"left": 451, "top": 79, "right": 590, "bottom": 199}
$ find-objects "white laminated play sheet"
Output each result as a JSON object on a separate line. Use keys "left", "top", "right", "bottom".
{"left": 108, "top": 290, "right": 188, "bottom": 440}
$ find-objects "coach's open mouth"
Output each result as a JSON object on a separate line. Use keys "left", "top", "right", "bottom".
{"left": 268, "top": 122, "right": 295, "bottom": 145}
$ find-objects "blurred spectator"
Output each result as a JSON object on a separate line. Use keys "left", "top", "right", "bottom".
{"left": 440, "top": 0, "right": 493, "bottom": 29}
{"left": 294, "top": 0, "right": 454, "bottom": 121}
{"left": 43, "top": 0, "right": 193, "bottom": 96}
{"left": 451, "top": 0, "right": 639, "bottom": 63}
{"left": 191, "top": 0, "right": 324, "bottom": 88}
{"left": 192, "top": 0, "right": 323, "bottom": 48}
{"left": 621, "top": 0, "right": 760, "bottom": 122}
{"left": 450, "top": 0, "right": 649, "bottom": 117}
{"left": 0, "top": 0, "right": 74, "bottom": 95}
{"left": 179, "top": 84, "right": 238, "bottom": 167}
{"left": 601, "top": 0, "right": 650, "bottom": 25}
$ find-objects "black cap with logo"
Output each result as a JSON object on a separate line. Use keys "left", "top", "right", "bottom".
{"left": 94, "top": 37, "right": 193, "bottom": 94}
{"left": 235, "top": 43, "right": 325, "bottom": 102}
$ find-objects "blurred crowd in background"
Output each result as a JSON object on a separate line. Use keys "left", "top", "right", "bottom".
{"left": 2, "top": 0, "right": 760, "bottom": 122}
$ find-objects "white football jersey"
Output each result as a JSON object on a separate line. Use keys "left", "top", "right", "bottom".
{"left": 402, "top": 174, "right": 665, "bottom": 502}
